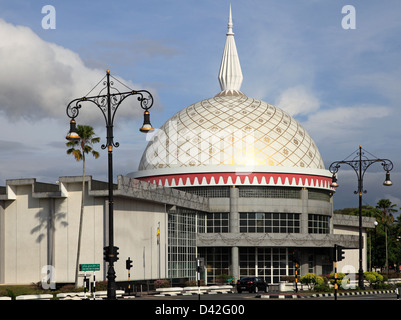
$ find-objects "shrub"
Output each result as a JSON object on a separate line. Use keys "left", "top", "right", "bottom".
{"left": 364, "top": 271, "right": 384, "bottom": 287}
{"left": 95, "top": 281, "right": 108, "bottom": 291}
{"left": 364, "top": 272, "right": 376, "bottom": 285}
{"left": 300, "top": 273, "right": 318, "bottom": 290}
{"left": 5, "top": 289, "right": 16, "bottom": 300}
{"left": 314, "top": 283, "right": 331, "bottom": 292}
{"left": 59, "top": 284, "right": 81, "bottom": 293}
{"left": 185, "top": 280, "right": 205, "bottom": 286}
{"left": 329, "top": 272, "right": 346, "bottom": 285}
{"left": 281, "top": 276, "right": 295, "bottom": 282}
{"left": 154, "top": 279, "right": 171, "bottom": 288}
{"left": 216, "top": 274, "right": 233, "bottom": 284}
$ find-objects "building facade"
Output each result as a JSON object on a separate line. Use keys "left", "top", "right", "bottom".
{"left": 0, "top": 8, "right": 375, "bottom": 286}
{"left": 128, "top": 7, "right": 375, "bottom": 284}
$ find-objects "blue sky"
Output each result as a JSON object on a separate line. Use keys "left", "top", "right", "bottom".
{"left": 0, "top": 0, "right": 400, "bottom": 211}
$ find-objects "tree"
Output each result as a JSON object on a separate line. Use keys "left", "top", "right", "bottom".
{"left": 66, "top": 125, "right": 100, "bottom": 287}
{"left": 335, "top": 201, "right": 401, "bottom": 272}
{"left": 392, "top": 216, "right": 401, "bottom": 271}
{"left": 376, "top": 199, "right": 397, "bottom": 275}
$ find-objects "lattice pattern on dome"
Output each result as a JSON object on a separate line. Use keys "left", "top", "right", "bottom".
{"left": 138, "top": 95, "right": 325, "bottom": 171}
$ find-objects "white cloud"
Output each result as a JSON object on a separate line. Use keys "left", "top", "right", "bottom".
{"left": 0, "top": 19, "right": 159, "bottom": 124}
{"left": 0, "top": 19, "right": 160, "bottom": 184}
{"left": 303, "top": 104, "right": 392, "bottom": 146}
{"left": 275, "top": 86, "right": 320, "bottom": 116}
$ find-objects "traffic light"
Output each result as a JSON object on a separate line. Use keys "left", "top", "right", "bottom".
{"left": 290, "top": 250, "right": 300, "bottom": 264}
{"left": 103, "top": 246, "right": 119, "bottom": 263}
{"left": 334, "top": 244, "right": 345, "bottom": 262}
{"left": 113, "top": 246, "right": 119, "bottom": 262}
{"left": 126, "top": 257, "right": 133, "bottom": 270}
{"left": 196, "top": 257, "right": 205, "bottom": 273}
{"left": 104, "top": 246, "right": 110, "bottom": 262}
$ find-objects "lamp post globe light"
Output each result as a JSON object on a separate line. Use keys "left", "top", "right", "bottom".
{"left": 329, "top": 145, "right": 393, "bottom": 289}
{"left": 66, "top": 70, "right": 154, "bottom": 300}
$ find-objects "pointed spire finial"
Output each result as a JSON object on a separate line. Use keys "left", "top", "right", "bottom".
{"left": 217, "top": 5, "right": 244, "bottom": 97}
{"left": 227, "top": 4, "right": 234, "bottom": 35}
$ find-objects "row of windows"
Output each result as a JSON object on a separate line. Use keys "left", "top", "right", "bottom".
{"left": 199, "top": 247, "right": 299, "bottom": 284}
{"left": 176, "top": 186, "right": 331, "bottom": 200}
{"left": 199, "top": 212, "right": 330, "bottom": 234}
{"left": 177, "top": 187, "right": 230, "bottom": 198}
{"left": 239, "top": 212, "right": 300, "bottom": 233}
{"left": 168, "top": 209, "right": 198, "bottom": 279}
{"left": 308, "top": 189, "right": 331, "bottom": 202}
{"left": 239, "top": 248, "right": 296, "bottom": 284}
{"left": 167, "top": 209, "right": 331, "bottom": 281}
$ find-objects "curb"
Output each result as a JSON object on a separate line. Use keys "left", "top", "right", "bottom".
{"left": 155, "top": 290, "right": 233, "bottom": 297}
{"left": 257, "top": 289, "right": 395, "bottom": 299}
{"left": 257, "top": 294, "right": 303, "bottom": 299}
{"left": 311, "top": 289, "right": 395, "bottom": 298}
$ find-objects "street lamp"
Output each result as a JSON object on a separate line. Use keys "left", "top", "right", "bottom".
{"left": 329, "top": 145, "right": 393, "bottom": 289}
{"left": 66, "top": 70, "right": 154, "bottom": 299}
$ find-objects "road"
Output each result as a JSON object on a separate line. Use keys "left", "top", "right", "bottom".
{"left": 308, "top": 292, "right": 397, "bottom": 300}
{"left": 138, "top": 291, "right": 398, "bottom": 301}
{"left": 125, "top": 292, "right": 400, "bottom": 319}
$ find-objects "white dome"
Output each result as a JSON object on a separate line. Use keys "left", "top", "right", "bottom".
{"left": 128, "top": 7, "right": 332, "bottom": 191}
{"left": 138, "top": 94, "right": 324, "bottom": 172}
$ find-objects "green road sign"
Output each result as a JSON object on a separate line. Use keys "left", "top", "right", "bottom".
{"left": 80, "top": 264, "right": 100, "bottom": 272}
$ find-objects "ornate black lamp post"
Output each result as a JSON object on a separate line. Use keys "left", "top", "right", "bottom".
{"left": 66, "top": 70, "right": 154, "bottom": 299}
{"left": 329, "top": 145, "right": 393, "bottom": 289}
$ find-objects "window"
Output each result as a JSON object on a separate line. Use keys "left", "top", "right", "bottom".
{"left": 176, "top": 186, "right": 230, "bottom": 198}
{"left": 239, "top": 186, "right": 300, "bottom": 199}
{"left": 198, "top": 247, "right": 231, "bottom": 284}
{"left": 308, "top": 254, "right": 315, "bottom": 273}
{"left": 239, "top": 247, "right": 295, "bottom": 284}
{"left": 308, "top": 214, "right": 330, "bottom": 234}
{"left": 239, "top": 212, "right": 300, "bottom": 233}
{"left": 168, "top": 208, "right": 198, "bottom": 279}
{"left": 206, "top": 213, "right": 229, "bottom": 233}
{"left": 308, "top": 189, "right": 331, "bottom": 202}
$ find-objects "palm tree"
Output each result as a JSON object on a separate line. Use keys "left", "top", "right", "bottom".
{"left": 376, "top": 199, "right": 397, "bottom": 275}
{"left": 66, "top": 125, "right": 100, "bottom": 287}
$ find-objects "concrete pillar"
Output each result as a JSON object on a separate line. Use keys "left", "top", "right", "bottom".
{"left": 230, "top": 186, "right": 239, "bottom": 282}
{"left": 229, "top": 186, "right": 239, "bottom": 233}
{"left": 0, "top": 201, "right": 4, "bottom": 284}
{"left": 301, "top": 188, "right": 308, "bottom": 234}
{"left": 232, "top": 246, "right": 239, "bottom": 282}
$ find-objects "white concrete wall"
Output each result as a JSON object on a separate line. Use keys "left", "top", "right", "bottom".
{"left": 333, "top": 225, "right": 368, "bottom": 274}
{"left": 2, "top": 179, "right": 168, "bottom": 285}
{"left": 113, "top": 198, "right": 167, "bottom": 282}
{"left": 53, "top": 181, "right": 104, "bottom": 283}
{"left": 4, "top": 185, "right": 49, "bottom": 284}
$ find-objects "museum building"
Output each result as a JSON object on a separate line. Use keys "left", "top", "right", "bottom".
{"left": 0, "top": 8, "right": 375, "bottom": 286}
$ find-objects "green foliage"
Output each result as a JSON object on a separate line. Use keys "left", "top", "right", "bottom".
{"left": 364, "top": 271, "right": 383, "bottom": 286}
{"left": 337, "top": 199, "right": 401, "bottom": 272}
{"left": 334, "top": 205, "right": 378, "bottom": 217}
{"left": 5, "top": 289, "right": 16, "bottom": 300}
{"left": 66, "top": 125, "right": 100, "bottom": 162}
{"left": 313, "top": 283, "right": 331, "bottom": 292}
{"left": 300, "top": 273, "right": 318, "bottom": 290}
{"left": 328, "top": 272, "right": 346, "bottom": 285}
{"left": 216, "top": 274, "right": 233, "bottom": 283}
